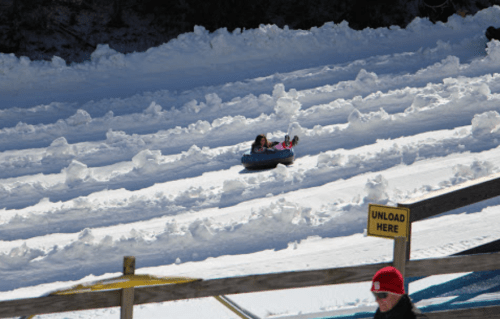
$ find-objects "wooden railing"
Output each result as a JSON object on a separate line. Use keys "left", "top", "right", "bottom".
{"left": 1, "top": 251, "right": 499, "bottom": 319}
{"left": 398, "top": 171, "right": 500, "bottom": 260}
{"left": 1, "top": 172, "right": 500, "bottom": 319}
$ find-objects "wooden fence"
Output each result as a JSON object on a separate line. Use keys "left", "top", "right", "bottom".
{"left": 1, "top": 251, "right": 499, "bottom": 319}
{"left": 1, "top": 172, "right": 500, "bottom": 319}
{"left": 398, "top": 170, "right": 500, "bottom": 260}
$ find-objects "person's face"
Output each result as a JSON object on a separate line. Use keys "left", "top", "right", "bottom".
{"left": 373, "top": 292, "right": 401, "bottom": 312}
{"left": 260, "top": 138, "right": 266, "bottom": 146}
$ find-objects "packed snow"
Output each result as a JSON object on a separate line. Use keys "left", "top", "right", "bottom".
{"left": 1, "top": 6, "right": 500, "bottom": 319}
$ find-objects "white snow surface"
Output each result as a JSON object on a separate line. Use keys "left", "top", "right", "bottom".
{"left": 1, "top": 6, "right": 500, "bottom": 319}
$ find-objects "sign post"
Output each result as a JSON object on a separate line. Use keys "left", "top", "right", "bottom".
{"left": 368, "top": 204, "right": 411, "bottom": 293}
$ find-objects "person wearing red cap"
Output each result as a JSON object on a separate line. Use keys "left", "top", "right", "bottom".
{"left": 371, "top": 266, "right": 427, "bottom": 318}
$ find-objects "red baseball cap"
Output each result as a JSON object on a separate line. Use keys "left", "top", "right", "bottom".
{"left": 371, "top": 266, "right": 405, "bottom": 295}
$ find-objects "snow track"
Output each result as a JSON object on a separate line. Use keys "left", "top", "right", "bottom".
{"left": 1, "top": 8, "right": 500, "bottom": 300}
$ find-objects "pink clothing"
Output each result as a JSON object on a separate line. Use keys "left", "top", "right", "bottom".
{"left": 274, "top": 141, "right": 292, "bottom": 151}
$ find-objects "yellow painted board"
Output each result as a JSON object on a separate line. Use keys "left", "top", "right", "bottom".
{"left": 52, "top": 274, "right": 200, "bottom": 295}
{"left": 367, "top": 204, "right": 410, "bottom": 240}
{"left": 19, "top": 275, "right": 200, "bottom": 318}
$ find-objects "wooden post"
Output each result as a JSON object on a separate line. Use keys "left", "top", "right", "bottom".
{"left": 397, "top": 203, "right": 411, "bottom": 261}
{"left": 393, "top": 237, "right": 408, "bottom": 293}
{"left": 406, "top": 223, "right": 412, "bottom": 261}
{"left": 121, "top": 256, "right": 135, "bottom": 319}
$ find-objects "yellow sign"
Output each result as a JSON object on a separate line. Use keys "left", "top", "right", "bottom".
{"left": 367, "top": 204, "right": 410, "bottom": 240}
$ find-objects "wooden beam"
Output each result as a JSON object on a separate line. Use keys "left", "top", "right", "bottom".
{"left": 132, "top": 262, "right": 393, "bottom": 306}
{"left": 397, "top": 203, "right": 412, "bottom": 260}
{"left": 214, "top": 295, "right": 259, "bottom": 319}
{"left": 392, "top": 237, "right": 407, "bottom": 278}
{"left": 121, "top": 256, "right": 135, "bottom": 319}
{"left": 405, "top": 251, "right": 500, "bottom": 278}
{"left": 392, "top": 236, "right": 407, "bottom": 293}
{"left": 123, "top": 256, "right": 135, "bottom": 275}
{"left": 0, "top": 291, "right": 121, "bottom": 318}
{"left": 398, "top": 172, "right": 500, "bottom": 222}
{"left": 1, "top": 252, "right": 500, "bottom": 318}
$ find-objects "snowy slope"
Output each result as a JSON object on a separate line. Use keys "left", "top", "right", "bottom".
{"left": 1, "top": 6, "right": 500, "bottom": 319}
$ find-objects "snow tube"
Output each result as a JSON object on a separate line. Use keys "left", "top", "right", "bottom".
{"left": 241, "top": 148, "right": 295, "bottom": 169}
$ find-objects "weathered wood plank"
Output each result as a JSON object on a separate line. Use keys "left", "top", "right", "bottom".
{"left": 393, "top": 237, "right": 407, "bottom": 278}
{"left": 398, "top": 172, "right": 500, "bottom": 222}
{"left": 121, "top": 288, "right": 134, "bottom": 319}
{"left": 1, "top": 252, "right": 500, "bottom": 318}
{"left": 214, "top": 295, "right": 258, "bottom": 319}
{"left": 121, "top": 256, "right": 135, "bottom": 319}
{"left": 0, "top": 291, "right": 121, "bottom": 318}
{"left": 406, "top": 251, "right": 500, "bottom": 278}
{"left": 132, "top": 262, "right": 392, "bottom": 306}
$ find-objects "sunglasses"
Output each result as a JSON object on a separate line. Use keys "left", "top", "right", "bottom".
{"left": 372, "top": 292, "right": 389, "bottom": 299}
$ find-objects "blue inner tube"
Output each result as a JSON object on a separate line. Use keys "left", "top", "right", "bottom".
{"left": 241, "top": 148, "right": 295, "bottom": 169}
